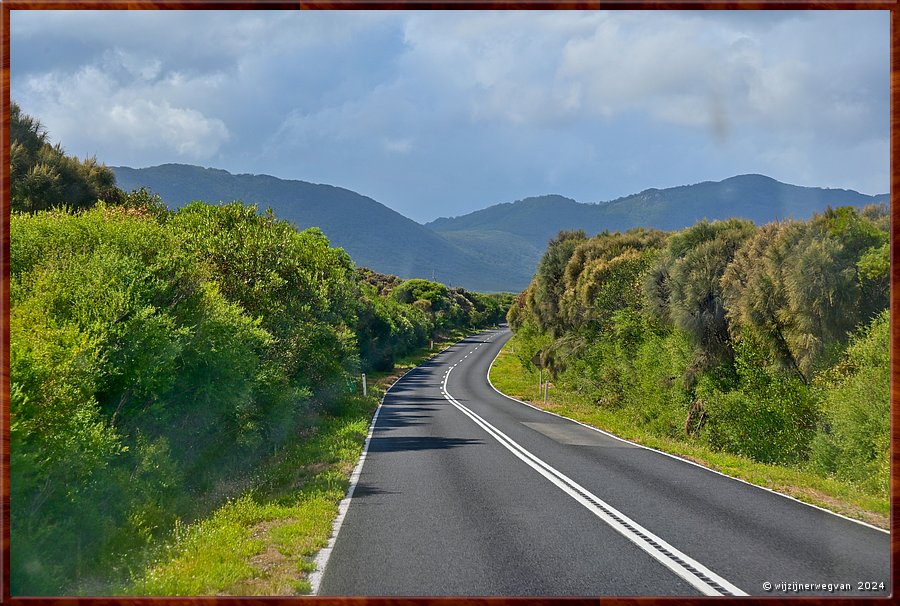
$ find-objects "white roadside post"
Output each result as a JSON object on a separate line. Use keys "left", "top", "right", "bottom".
{"left": 362, "top": 373, "right": 367, "bottom": 397}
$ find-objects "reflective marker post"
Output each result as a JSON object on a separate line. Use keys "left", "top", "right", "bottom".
{"left": 362, "top": 373, "right": 367, "bottom": 397}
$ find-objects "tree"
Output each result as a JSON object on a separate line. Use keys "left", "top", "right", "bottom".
{"left": 722, "top": 207, "right": 888, "bottom": 382}
{"left": 10, "top": 101, "right": 121, "bottom": 212}
{"left": 644, "top": 218, "right": 756, "bottom": 378}
{"left": 558, "top": 229, "right": 665, "bottom": 331}
{"left": 527, "top": 229, "right": 587, "bottom": 337}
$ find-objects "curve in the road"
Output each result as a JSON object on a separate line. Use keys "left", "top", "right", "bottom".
{"left": 483, "top": 345, "right": 889, "bottom": 537}
{"left": 441, "top": 364, "right": 747, "bottom": 596}
{"left": 314, "top": 329, "right": 890, "bottom": 597}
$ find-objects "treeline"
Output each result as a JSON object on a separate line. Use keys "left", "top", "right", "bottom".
{"left": 10, "top": 106, "right": 509, "bottom": 594}
{"left": 356, "top": 268, "right": 510, "bottom": 372}
{"left": 508, "top": 207, "right": 889, "bottom": 495}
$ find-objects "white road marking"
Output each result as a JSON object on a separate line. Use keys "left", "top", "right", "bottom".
{"left": 311, "top": 339, "right": 461, "bottom": 594}
{"left": 309, "top": 377, "right": 388, "bottom": 593}
{"left": 442, "top": 366, "right": 747, "bottom": 597}
{"left": 484, "top": 342, "right": 890, "bottom": 535}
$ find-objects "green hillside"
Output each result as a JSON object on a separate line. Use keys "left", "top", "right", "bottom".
{"left": 428, "top": 176, "right": 889, "bottom": 252}
{"left": 114, "top": 166, "right": 887, "bottom": 295}
{"left": 112, "top": 164, "right": 518, "bottom": 293}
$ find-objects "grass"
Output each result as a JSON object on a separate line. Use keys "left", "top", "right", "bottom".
{"left": 489, "top": 344, "right": 889, "bottom": 529}
{"left": 125, "top": 330, "right": 480, "bottom": 596}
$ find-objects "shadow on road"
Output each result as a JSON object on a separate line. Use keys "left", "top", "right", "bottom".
{"left": 367, "top": 436, "right": 483, "bottom": 453}
{"left": 351, "top": 482, "right": 400, "bottom": 499}
{"left": 374, "top": 413, "right": 431, "bottom": 429}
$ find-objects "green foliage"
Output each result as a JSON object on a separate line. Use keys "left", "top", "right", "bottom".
{"left": 722, "top": 207, "right": 888, "bottom": 381}
{"left": 510, "top": 207, "right": 887, "bottom": 500}
{"left": 11, "top": 102, "right": 121, "bottom": 213}
{"left": 528, "top": 230, "right": 587, "bottom": 337}
{"left": 10, "top": 206, "right": 281, "bottom": 593}
{"left": 699, "top": 337, "right": 817, "bottom": 464}
{"left": 809, "top": 310, "right": 889, "bottom": 495}
{"left": 561, "top": 237, "right": 662, "bottom": 334}
{"left": 509, "top": 314, "right": 553, "bottom": 372}
{"left": 356, "top": 280, "right": 429, "bottom": 372}
{"left": 386, "top": 277, "right": 507, "bottom": 340}
{"left": 645, "top": 219, "right": 756, "bottom": 377}
{"left": 169, "top": 202, "right": 358, "bottom": 396}
{"left": 560, "top": 324, "right": 693, "bottom": 437}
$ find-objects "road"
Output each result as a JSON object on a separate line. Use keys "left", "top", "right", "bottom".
{"left": 316, "top": 328, "right": 891, "bottom": 596}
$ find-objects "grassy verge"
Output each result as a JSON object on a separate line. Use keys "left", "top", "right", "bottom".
{"left": 489, "top": 343, "right": 889, "bottom": 530}
{"left": 125, "top": 330, "right": 476, "bottom": 596}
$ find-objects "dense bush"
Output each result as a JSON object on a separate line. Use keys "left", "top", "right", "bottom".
{"left": 10, "top": 195, "right": 510, "bottom": 594}
{"left": 698, "top": 337, "right": 817, "bottom": 464}
{"left": 11, "top": 205, "right": 273, "bottom": 593}
{"left": 510, "top": 208, "right": 888, "bottom": 490}
{"left": 722, "top": 207, "right": 888, "bottom": 382}
{"left": 809, "top": 310, "right": 890, "bottom": 494}
{"left": 356, "top": 272, "right": 510, "bottom": 371}
{"left": 11, "top": 102, "right": 121, "bottom": 212}
{"left": 356, "top": 280, "right": 430, "bottom": 371}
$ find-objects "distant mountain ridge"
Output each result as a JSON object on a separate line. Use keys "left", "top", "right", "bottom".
{"left": 427, "top": 174, "right": 889, "bottom": 247}
{"left": 112, "top": 164, "right": 533, "bottom": 292}
{"left": 113, "top": 165, "right": 888, "bottom": 293}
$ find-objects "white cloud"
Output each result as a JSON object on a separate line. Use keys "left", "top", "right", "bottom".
{"left": 108, "top": 100, "right": 229, "bottom": 157}
{"left": 16, "top": 52, "right": 230, "bottom": 163}
{"left": 395, "top": 10, "right": 887, "bottom": 149}
{"left": 10, "top": 10, "right": 889, "bottom": 219}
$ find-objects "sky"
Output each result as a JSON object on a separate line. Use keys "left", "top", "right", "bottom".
{"left": 10, "top": 10, "right": 889, "bottom": 223}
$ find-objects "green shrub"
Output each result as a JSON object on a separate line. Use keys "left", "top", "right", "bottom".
{"left": 700, "top": 338, "right": 817, "bottom": 464}
{"left": 10, "top": 207, "right": 274, "bottom": 593}
{"left": 809, "top": 310, "right": 889, "bottom": 496}
{"left": 627, "top": 330, "right": 695, "bottom": 438}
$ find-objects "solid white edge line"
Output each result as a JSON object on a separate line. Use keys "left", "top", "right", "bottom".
{"left": 442, "top": 365, "right": 747, "bottom": 597}
{"left": 309, "top": 339, "right": 462, "bottom": 595}
{"left": 307, "top": 403, "right": 382, "bottom": 594}
{"left": 484, "top": 330, "right": 890, "bottom": 535}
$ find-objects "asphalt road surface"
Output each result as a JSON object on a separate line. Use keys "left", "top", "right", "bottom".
{"left": 317, "top": 328, "right": 891, "bottom": 596}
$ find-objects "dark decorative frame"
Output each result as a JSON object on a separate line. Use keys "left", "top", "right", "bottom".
{"left": 0, "top": 1, "right": 895, "bottom": 604}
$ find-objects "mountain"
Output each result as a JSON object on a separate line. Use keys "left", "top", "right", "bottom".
{"left": 427, "top": 174, "right": 889, "bottom": 250}
{"left": 113, "top": 166, "right": 888, "bottom": 294}
{"left": 112, "top": 164, "right": 532, "bottom": 292}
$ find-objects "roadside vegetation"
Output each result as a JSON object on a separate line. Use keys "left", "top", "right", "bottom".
{"left": 9, "top": 104, "right": 510, "bottom": 595}
{"left": 502, "top": 209, "right": 889, "bottom": 526}
{"left": 129, "top": 333, "right": 468, "bottom": 596}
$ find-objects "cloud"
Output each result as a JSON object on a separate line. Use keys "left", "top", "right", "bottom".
{"left": 16, "top": 51, "right": 230, "bottom": 163}
{"left": 10, "top": 10, "right": 889, "bottom": 222}
{"left": 394, "top": 10, "right": 887, "bottom": 148}
{"left": 108, "top": 100, "right": 229, "bottom": 158}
